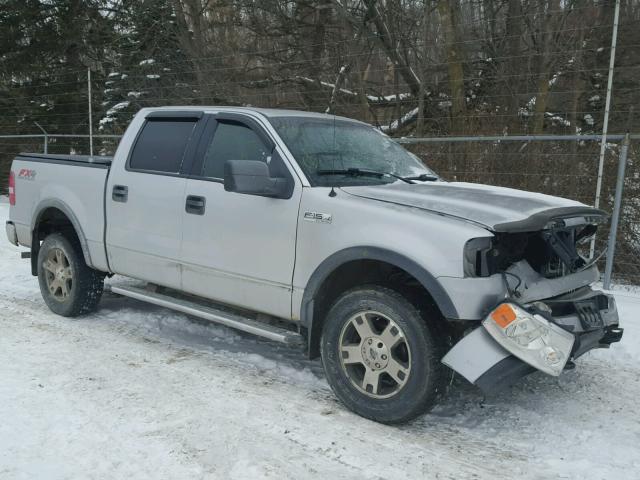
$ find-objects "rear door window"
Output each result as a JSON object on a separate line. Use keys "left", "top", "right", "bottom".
{"left": 129, "top": 119, "right": 197, "bottom": 173}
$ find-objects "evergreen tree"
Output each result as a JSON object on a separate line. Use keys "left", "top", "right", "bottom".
{"left": 98, "top": 0, "right": 194, "bottom": 136}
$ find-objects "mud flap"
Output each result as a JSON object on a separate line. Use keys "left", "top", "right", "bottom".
{"left": 442, "top": 327, "right": 535, "bottom": 393}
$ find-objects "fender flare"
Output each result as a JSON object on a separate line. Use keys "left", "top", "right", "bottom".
{"left": 300, "top": 246, "right": 459, "bottom": 356}
{"left": 31, "top": 199, "right": 94, "bottom": 273}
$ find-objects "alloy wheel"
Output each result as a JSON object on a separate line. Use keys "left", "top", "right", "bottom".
{"left": 338, "top": 310, "right": 411, "bottom": 399}
{"left": 42, "top": 248, "right": 73, "bottom": 302}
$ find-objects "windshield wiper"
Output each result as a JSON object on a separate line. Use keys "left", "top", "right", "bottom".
{"left": 402, "top": 173, "right": 439, "bottom": 182}
{"left": 316, "top": 168, "right": 413, "bottom": 184}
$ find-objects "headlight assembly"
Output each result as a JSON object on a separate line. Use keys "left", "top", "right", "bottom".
{"left": 482, "top": 303, "right": 575, "bottom": 376}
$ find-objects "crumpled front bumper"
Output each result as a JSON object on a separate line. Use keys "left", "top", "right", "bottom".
{"left": 442, "top": 287, "right": 623, "bottom": 392}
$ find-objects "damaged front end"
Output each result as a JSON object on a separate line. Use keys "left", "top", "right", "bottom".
{"left": 443, "top": 212, "right": 624, "bottom": 392}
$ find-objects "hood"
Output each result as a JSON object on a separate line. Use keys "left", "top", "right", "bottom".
{"left": 341, "top": 182, "right": 607, "bottom": 232}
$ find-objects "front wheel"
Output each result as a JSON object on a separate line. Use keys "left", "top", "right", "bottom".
{"left": 37, "top": 233, "right": 104, "bottom": 317}
{"left": 320, "top": 285, "right": 444, "bottom": 424}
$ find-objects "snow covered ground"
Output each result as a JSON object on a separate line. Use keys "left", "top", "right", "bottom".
{"left": 1, "top": 199, "right": 639, "bottom": 480}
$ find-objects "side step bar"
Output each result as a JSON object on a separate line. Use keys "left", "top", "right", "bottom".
{"left": 110, "top": 285, "right": 304, "bottom": 346}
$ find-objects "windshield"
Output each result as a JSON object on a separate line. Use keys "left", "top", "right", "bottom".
{"left": 269, "top": 116, "right": 437, "bottom": 186}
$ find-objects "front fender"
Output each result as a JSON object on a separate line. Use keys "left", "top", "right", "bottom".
{"left": 300, "top": 246, "right": 459, "bottom": 357}
{"left": 301, "top": 246, "right": 458, "bottom": 324}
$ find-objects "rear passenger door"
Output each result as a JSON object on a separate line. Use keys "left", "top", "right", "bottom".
{"left": 180, "top": 113, "right": 302, "bottom": 319}
{"left": 106, "top": 111, "right": 204, "bottom": 288}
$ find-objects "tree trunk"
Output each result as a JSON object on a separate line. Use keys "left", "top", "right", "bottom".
{"left": 416, "top": 1, "right": 429, "bottom": 137}
{"left": 532, "top": 74, "right": 550, "bottom": 134}
{"left": 438, "top": 0, "right": 466, "bottom": 135}
{"left": 361, "top": 0, "right": 422, "bottom": 96}
{"left": 295, "top": 0, "right": 331, "bottom": 108}
{"left": 504, "top": 0, "right": 523, "bottom": 126}
{"left": 531, "top": 0, "right": 561, "bottom": 134}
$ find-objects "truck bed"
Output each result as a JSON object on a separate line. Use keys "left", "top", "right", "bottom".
{"left": 9, "top": 152, "right": 112, "bottom": 272}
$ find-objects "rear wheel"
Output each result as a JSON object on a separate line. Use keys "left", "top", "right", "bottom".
{"left": 37, "top": 233, "right": 104, "bottom": 317}
{"left": 320, "top": 285, "right": 444, "bottom": 424}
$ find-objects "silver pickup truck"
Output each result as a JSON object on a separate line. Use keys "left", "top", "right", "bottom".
{"left": 6, "top": 107, "right": 623, "bottom": 423}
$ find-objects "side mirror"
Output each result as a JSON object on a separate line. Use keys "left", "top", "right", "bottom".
{"left": 224, "top": 160, "right": 290, "bottom": 199}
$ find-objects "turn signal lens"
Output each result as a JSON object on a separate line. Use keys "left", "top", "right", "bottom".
{"left": 491, "top": 303, "right": 516, "bottom": 328}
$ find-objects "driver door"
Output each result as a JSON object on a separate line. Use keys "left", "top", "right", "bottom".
{"left": 179, "top": 114, "right": 302, "bottom": 319}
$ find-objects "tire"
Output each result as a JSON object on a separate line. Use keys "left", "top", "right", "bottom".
{"left": 320, "top": 285, "right": 444, "bottom": 424}
{"left": 37, "top": 233, "right": 104, "bottom": 317}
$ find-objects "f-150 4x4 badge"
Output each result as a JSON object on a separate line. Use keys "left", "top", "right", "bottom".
{"left": 304, "top": 212, "right": 332, "bottom": 224}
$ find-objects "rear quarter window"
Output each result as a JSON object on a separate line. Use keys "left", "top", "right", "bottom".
{"left": 129, "top": 119, "right": 197, "bottom": 173}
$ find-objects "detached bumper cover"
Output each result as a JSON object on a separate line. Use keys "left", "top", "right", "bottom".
{"left": 442, "top": 288, "right": 623, "bottom": 392}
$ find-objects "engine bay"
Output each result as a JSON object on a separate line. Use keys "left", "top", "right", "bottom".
{"left": 466, "top": 218, "right": 604, "bottom": 280}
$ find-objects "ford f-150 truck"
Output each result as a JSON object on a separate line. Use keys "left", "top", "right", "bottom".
{"left": 6, "top": 107, "right": 623, "bottom": 423}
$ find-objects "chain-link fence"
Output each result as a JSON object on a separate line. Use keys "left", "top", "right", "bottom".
{"left": 1, "top": 132, "right": 638, "bottom": 286}
{"left": 401, "top": 134, "right": 640, "bottom": 286}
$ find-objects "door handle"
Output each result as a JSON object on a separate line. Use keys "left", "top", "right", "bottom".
{"left": 112, "top": 184, "right": 128, "bottom": 202}
{"left": 185, "top": 195, "right": 206, "bottom": 215}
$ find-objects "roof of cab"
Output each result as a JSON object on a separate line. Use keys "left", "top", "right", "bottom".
{"left": 142, "top": 106, "right": 366, "bottom": 124}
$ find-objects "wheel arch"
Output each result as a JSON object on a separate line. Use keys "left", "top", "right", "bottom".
{"left": 300, "top": 247, "right": 458, "bottom": 358}
{"left": 30, "top": 199, "right": 93, "bottom": 275}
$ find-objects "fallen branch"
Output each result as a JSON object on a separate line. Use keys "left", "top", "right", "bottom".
{"left": 379, "top": 107, "right": 420, "bottom": 134}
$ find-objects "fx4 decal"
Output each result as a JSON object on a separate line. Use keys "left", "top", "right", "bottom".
{"left": 18, "top": 168, "right": 37, "bottom": 180}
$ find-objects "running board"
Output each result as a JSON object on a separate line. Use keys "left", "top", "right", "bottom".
{"left": 110, "top": 285, "right": 304, "bottom": 346}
